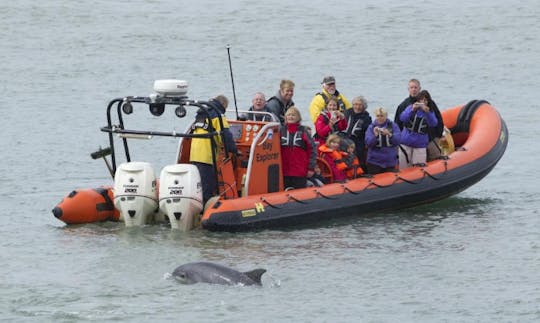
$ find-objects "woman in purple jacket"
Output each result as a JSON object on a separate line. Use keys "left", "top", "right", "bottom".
{"left": 365, "top": 107, "right": 401, "bottom": 174}
{"left": 398, "top": 90, "right": 438, "bottom": 169}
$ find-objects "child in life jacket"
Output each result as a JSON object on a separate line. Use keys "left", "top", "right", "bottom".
{"left": 340, "top": 138, "right": 364, "bottom": 179}
{"left": 318, "top": 134, "right": 348, "bottom": 183}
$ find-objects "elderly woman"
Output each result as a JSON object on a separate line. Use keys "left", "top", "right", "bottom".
{"left": 280, "top": 106, "right": 316, "bottom": 189}
{"left": 341, "top": 96, "right": 372, "bottom": 171}
{"left": 365, "top": 107, "right": 401, "bottom": 174}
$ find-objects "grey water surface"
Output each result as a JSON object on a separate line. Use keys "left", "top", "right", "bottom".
{"left": 1, "top": 0, "right": 539, "bottom": 322}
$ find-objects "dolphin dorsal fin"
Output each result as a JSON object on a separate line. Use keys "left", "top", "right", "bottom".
{"left": 243, "top": 268, "right": 266, "bottom": 284}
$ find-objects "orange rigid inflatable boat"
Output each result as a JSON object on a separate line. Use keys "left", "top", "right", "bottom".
{"left": 52, "top": 80, "right": 508, "bottom": 232}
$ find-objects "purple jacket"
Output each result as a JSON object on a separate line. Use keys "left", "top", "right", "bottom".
{"left": 365, "top": 119, "right": 401, "bottom": 168}
{"left": 399, "top": 105, "right": 438, "bottom": 148}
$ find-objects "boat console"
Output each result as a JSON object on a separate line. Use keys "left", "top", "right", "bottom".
{"left": 226, "top": 119, "right": 282, "bottom": 196}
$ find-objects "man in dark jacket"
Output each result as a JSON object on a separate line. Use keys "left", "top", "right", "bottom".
{"left": 190, "top": 95, "right": 238, "bottom": 203}
{"left": 266, "top": 79, "right": 295, "bottom": 124}
{"left": 241, "top": 92, "right": 275, "bottom": 122}
{"left": 394, "top": 79, "right": 443, "bottom": 161}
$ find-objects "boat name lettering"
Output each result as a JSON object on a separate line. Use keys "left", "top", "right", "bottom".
{"left": 123, "top": 184, "right": 139, "bottom": 187}
{"left": 125, "top": 188, "right": 137, "bottom": 193}
{"left": 256, "top": 152, "right": 279, "bottom": 162}
{"left": 241, "top": 203, "right": 265, "bottom": 217}
{"left": 169, "top": 189, "right": 182, "bottom": 195}
{"left": 167, "top": 186, "right": 184, "bottom": 190}
{"left": 241, "top": 209, "right": 256, "bottom": 217}
{"left": 262, "top": 142, "right": 272, "bottom": 150}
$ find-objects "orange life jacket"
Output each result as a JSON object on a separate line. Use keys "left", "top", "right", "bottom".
{"left": 341, "top": 152, "right": 364, "bottom": 178}
{"left": 318, "top": 144, "right": 348, "bottom": 171}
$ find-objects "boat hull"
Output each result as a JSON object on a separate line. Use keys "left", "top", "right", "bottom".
{"left": 200, "top": 101, "right": 508, "bottom": 232}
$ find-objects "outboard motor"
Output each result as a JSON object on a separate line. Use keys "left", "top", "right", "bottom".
{"left": 159, "top": 164, "right": 203, "bottom": 230}
{"left": 113, "top": 162, "right": 158, "bottom": 227}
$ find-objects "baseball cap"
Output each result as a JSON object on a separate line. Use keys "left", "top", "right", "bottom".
{"left": 322, "top": 76, "right": 336, "bottom": 84}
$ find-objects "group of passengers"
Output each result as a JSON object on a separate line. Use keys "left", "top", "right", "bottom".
{"left": 264, "top": 77, "right": 444, "bottom": 190}
{"left": 191, "top": 77, "right": 445, "bottom": 202}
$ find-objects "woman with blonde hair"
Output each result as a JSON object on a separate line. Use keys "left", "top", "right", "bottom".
{"left": 365, "top": 107, "right": 401, "bottom": 174}
{"left": 280, "top": 106, "right": 316, "bottom": 189}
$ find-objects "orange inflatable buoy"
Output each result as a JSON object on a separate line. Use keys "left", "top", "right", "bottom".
{"left": 52, "top": 187, "right": 120, "bottom": 224}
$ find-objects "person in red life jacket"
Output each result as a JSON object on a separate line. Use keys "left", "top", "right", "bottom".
{"left": 280, "top": 106, "right": 316, "bottom": 189}
{"left": 340, "top": 138, "right": 364, "bottom": 179}
{"left": 314, "top": 98, "right": 348, "bottom": 146}
{"left": 318, "top": 134, "right": 348, "bottom": 183}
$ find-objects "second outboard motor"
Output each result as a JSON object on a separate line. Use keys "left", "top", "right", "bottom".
{"left": 113, "top": 162, "right": 158, "bottom": 227}
{"left": 159, "top": 164, "right": 203, "bottom": 230}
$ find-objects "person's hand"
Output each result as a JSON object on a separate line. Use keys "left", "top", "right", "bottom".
{"left": 380, "top": 128, "right": 391, "bottom": 137}
{"left": 329, "top": 116, "right": 337, "bottom": 125}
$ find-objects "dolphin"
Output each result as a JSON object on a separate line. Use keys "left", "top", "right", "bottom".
{"left": 172, "top": 261, "right": 266, "bottom": 286}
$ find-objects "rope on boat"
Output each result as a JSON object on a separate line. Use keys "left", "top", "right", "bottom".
{"left": 315, "top": 189, "right": 338, "bottom": 200}
{"left": 260, "top": 197, "right": 281, "bottom": 209}
{"left": 287, "top": 194, "right": 308, "bottom": 204}
{"left": 421, "top": 160, "right": 449, "bottom": 180}
{"left": 395, "top": 160, "right": 450, "bottom": 184}
{"left": 218, "top": 181, "right": 236, "bottom": 199}
{"left": 258, "top": 160, "right": 452, "bottom": 207}
{"left": 396, "top": 175, "right": 424, "bottom": 185}
{"left": 342, "top": 185, "right": 361, "bottom": 195}
{"left": 367, "top": 179, "right": 395, "bottom": 188}
{"left": 422, "top": 168, "right": 441, "bottom": 180}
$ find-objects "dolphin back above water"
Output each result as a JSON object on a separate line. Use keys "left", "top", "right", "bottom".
{"left": 172, "top": 261, "right": 266, "bottom": 286}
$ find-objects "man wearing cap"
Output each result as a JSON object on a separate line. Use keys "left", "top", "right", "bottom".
{"left": 309, "top": 76, "right": 351, "bottom": 124}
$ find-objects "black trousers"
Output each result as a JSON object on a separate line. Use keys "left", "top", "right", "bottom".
{"left": 193, "top": 162, "right": 216, "bottom": 204}
{"left": 284, "top": 176, "right": 307, "bottom": 189}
